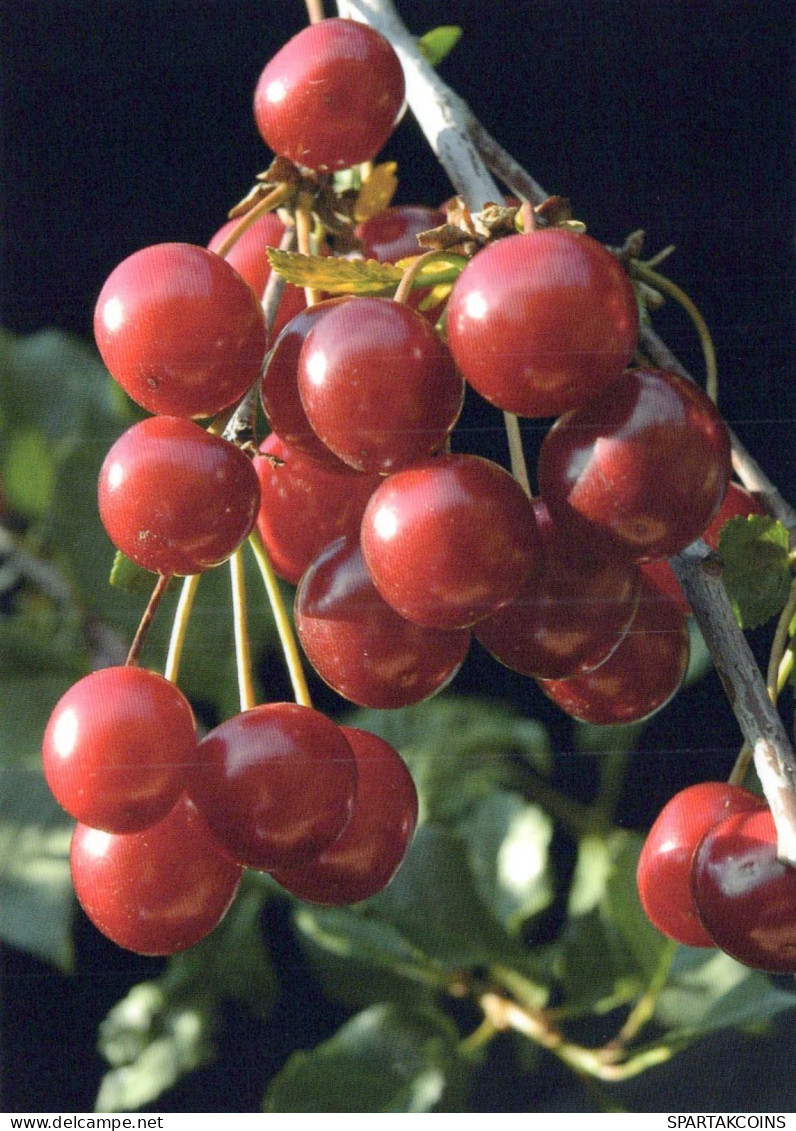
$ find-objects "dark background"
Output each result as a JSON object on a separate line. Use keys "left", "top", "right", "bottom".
{"left": 1, "top": 0, "right": 795, "bottom": 1112}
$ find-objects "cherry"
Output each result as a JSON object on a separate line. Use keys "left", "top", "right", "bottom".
{"left": 445, "top": 229, "right": 638, "bottom": 418}
{"left": 261, "top": 297, "right": 354, "bottom": 468}
{"left": 98, "top": 416, "right": 261, "bottom": 576}
{"left": 94, "top": 242, "right": 267, "bottom": 418}
{"left": 690, "top": 807, "right": 796, "bottom": 972}
{"left": 538, "top": 575, "right": 689, "bottom": 725}
{"left": 187, "top": 703, "right": 358, "bottom": 871}
{"left": 295, "top": 535, "right": 471, "bottom": 708}
{"left": 70, "top": 795, "right": 243, "bottom": 956}
{"left": 636, "top": 782, "right": 764, "bottom": 947}
{"left": 354, "top": 205, "right": 445, "bottom": 264}
{"left": 538, "top": 367, "right": 732, "bottom": 561}
{"left": 207, "top": 210, "right": 306, "bottom": 339}
{"left": 270, "top": 726, "right": 418, "bottom": 905}
{"left": 360, "top": 453, "right": 541, "bottom": 629}
{"left": 473, "top": 499, "right": 640, "bottom": 680}
{"left": 253, "top": 18, "right": 405, "bottom": 172}
{"left": 253, "top": 434, "right": 380, "bottom": 585}
{"left": 297, "top": 296, "right": 464, "bottom": 473}
{"left": 42, "top": 666, "right": 197, "bottom": 834}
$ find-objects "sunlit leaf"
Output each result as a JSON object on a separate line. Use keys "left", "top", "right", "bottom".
{"left": 417, "top": 26, "right": 463, "bottom": 68}
{"left": 719, "top": 514, "right": 791, "bottom": 629}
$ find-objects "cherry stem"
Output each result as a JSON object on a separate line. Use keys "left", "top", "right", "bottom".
{"left": 230, "top": 549, "right": 257, "bottom": 712}
{"left": 247, "top": 527, "right": 313, "bottom": 708}
{"left": 211, "top": 183, "right": 289, "bottom": 261}
{"left": 518, "top": 200, "right": 536, "bottom": 233}
{"left": 125, "top": 573, "right": 171, "bottom": 667}
{"left": 392, "top": 248, "right": 455, "bottom": 304}
{"left": 503, "top": 412, "right": 532, "bottom": 497}
{"left": 767, "top": 576, "right": 796, "bottom": 700}
{"left": 305, "top": 0, "right": 325, "bottom": 22}
{"left": 163, "top": 573, "right": 200, "bottom": 684}
{"left": 631, "top": 259, "right": 718, "bottom": 404}
{"left": 295, "top": 198, "right": 320, "bottom": 307}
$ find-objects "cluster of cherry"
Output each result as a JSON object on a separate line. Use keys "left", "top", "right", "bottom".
{"left": 40, "top": 16, "right": 768, "bottom": 962}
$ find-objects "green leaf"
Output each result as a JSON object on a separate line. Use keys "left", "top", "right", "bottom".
{"left": 3, "top": 428, "right": 56, "bottom": 517}
{"left": 262, "top": 1003, "right": 469, "bottom": 1112}
{"left": 418, "top": 26, "right": 463, "bottom": 67}
{"left": 108, "top": 550, "right": 158, "bottom": 595}
{"left": 267, "top": 249, "right": 402, "bottom": 294}
{"left": 718, "top": 514, "right": 792, "bottom": 629}
{"left": 95, "top": 878, "right": 276, "bottom": 1112}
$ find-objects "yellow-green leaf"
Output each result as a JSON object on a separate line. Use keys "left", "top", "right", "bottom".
{"left": 267, "top": 249, "right": 403, "bottom": 295}
{"left": 418, "top": 27, "right": 463, "bottom": 68}
{"left": 354, "top": 162, "right": 399, "bottom": 223}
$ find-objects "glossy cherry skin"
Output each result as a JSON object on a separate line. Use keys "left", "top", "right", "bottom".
{"left": 253, "top": 18, "right": 405, "bottom": 172}
{"left": 42, "top": 666, "right": 197, "bottom": 834}
{"left": 538, "top": 367, "right": 732, "bottom": 562}
{"left": 94, "top": 242, "right": 267, "bottom": 418}
{"left": 637, "top": 782, "right": 764, "bottom": 947}
{"left": 691, "top": 807, "right": 796, "bottom": 972}
{"left": 70, "top": 795, "right": 243, "bottom": 956}
{"left": 98, "top": 416, "right": 261, "bottom": 576}
{"left": 187, "top": 703, "right": 358, "bottom": 871}
{"left": 474, "top": 499, "right": 640, "bottom": 680}
{"left": 360, "top": 453, "right": 541, "bottom": 629}
{"left": 208, "top": 211, "right": 306, "bottom": 338}
{"left": 297, "top": 296, "right": 464, "bottom": 473}
{"left": 355, "top": 205, "right": 445, "bottom": 263}
{"left": 261, "top": 298, "right": 353, "bottom": 468}
{"left": 270, "top": 726, "right": 418, "bottom": 905}
{"left": 295, "top": 535, "right": 471, "bottom": 708}
{"left": 445, "top": 229, "right": 638, "bottom": 417}
{"left": 538, "top": 576, "right": 689, "bottom": 725}
{"left": 253, "top": 434, "right": 380, "bottom": 585}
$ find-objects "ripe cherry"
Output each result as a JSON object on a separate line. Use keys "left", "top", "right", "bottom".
{"left": 42, "top": 666, "right": 197, "bottom": 834}
{"left": 538, "top": 367, "right": 732, "bottom": 561}
{"left": 636, "top": 782, "right": 764, "bottom": 947}
{"left": 360, "top": 453, "right": 541, "bottom": 629}
{"left": 253, "top": 434, "right": 380, "bottom": 585}
{"left": 297, "top": 296, "right": 464, "bottom": 473}
{"left": 187, "top": 703, "right": 358, "bottom": 871}
{"left": 98, "top": 416, "right": 261, "bottom": 576}
{"left": 354, "top": 205, "right": 445, "bottom": 264}
{"left": 70, "top": 795, "right": 243, "bottom": 956}
{"left": 253, "top": 18, "right": 405, "bottom": 172}
{"left": 295, "top": 535, "right": 471, "bottom": 708}
{"left": 94, "top": 242, "right": 267, "bottom": 418}
{"left": 270, "top": 726, "right": 418, "bottom": 905}
{"left": 538, "top": 575, "right": 689, "bottom": 725}
{"left": 691, "top": 806, "right": 796, "bottom": 972}
{"left": 445, "top": 229, "right": 638, "bottom": 418}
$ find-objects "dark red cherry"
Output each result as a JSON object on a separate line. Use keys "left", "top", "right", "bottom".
{"left": 637, "top": 782, "right": 764, "bottom": 947}
{"left": 445, "top": 229, "right": 638, "bottom": 417}
{"left": 70, "top": 795, "right": 242, "bottom": 956}
{"left": 295, "top": 535, "right": 471, "bottom": 708}
{"left": 538, "top": 367, "right": 732, "bottom": 561}
{"left": 691, "top": 807, "right": 796, "bottom": 972}
{"left": 360, "top": 453, "right": 541, "bottom": 629}
{"left": 253, "top": 18, "right": 405, "bottom": 171}
{"left": 98, "top": 416, "right": 261, "bottom": 576}
{"left": 94, "top": 242, "right": 267, "bottom": 418}
{"left": 270, "top": 726, "right": 418, "bottom": 904}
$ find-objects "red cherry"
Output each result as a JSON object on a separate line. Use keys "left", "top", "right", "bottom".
{"left": 297, "top": 296, "right": 464, "bottom": 473}
{"left": 187, "top": 703, "right": 358, "bottom": 871}
{"left": 270, "top": 726, "right": 418, "bottom": 904}
{"left": 639, "top": 559, "right": 691, "bottom": 617}
{"left": 253, "top": 18, "right": 405, "bottom": 172}
{"left": 261, "top": 297, "right": 353, "bottom": 468}
{"left": 637, "top": 782, "right": 764, "bottom": 947}
{"left": 98, "top": 416, "right": 261, "bottom": 576}
{"left": 360, "top": 453, "right": 541, "bottom": 629}
{"left": 354, "top": 205, "right": 445, "bottom": 264}
{"left": 473, "top": 499, "right": 640, "bottom": 680}
{"left": 538, "top": 576, "right": 689, "bottom": 725}
{"left": 253, "top": 434, "right": 380, "bottom": 585}
{"left": 94, "top": 243, "right": 267, "bottom": 418}
{"left": 70, "top": 795, "right": 242, "bottom": 956}
{"left": 691, "top": 807, "right": 796, "bottom": 972}
{"left": 445, "top": 229, "right": 638, "bottom": 417}
{"left": 207, "top": 211, "right": 306, "bottom": 339}
{"left": 538, "top": 367, "right": 732, "bottom": 561}
{"left": 42, "top": 666, "right": 197, "bottom": 834}
{"left": 295, "top": 535, "right": 471, "bottom": 708}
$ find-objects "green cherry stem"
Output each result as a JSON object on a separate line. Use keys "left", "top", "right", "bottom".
{"left": 503, "top": 412, "right": 532, "bottom": 498}
{"left": 164, "top": 573, "right": 201, "bottom": 684}
{"left": 125, "top": 572, "right": 172, "bottom": 667}
{"left": 767, "top": 576, "right": 796, "bottom": 700}
{"left": 230, "top": 549, "right": 257, "bottom": 712}
{"left": 247, "top": 526, "right": 313, "bottom": 708}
